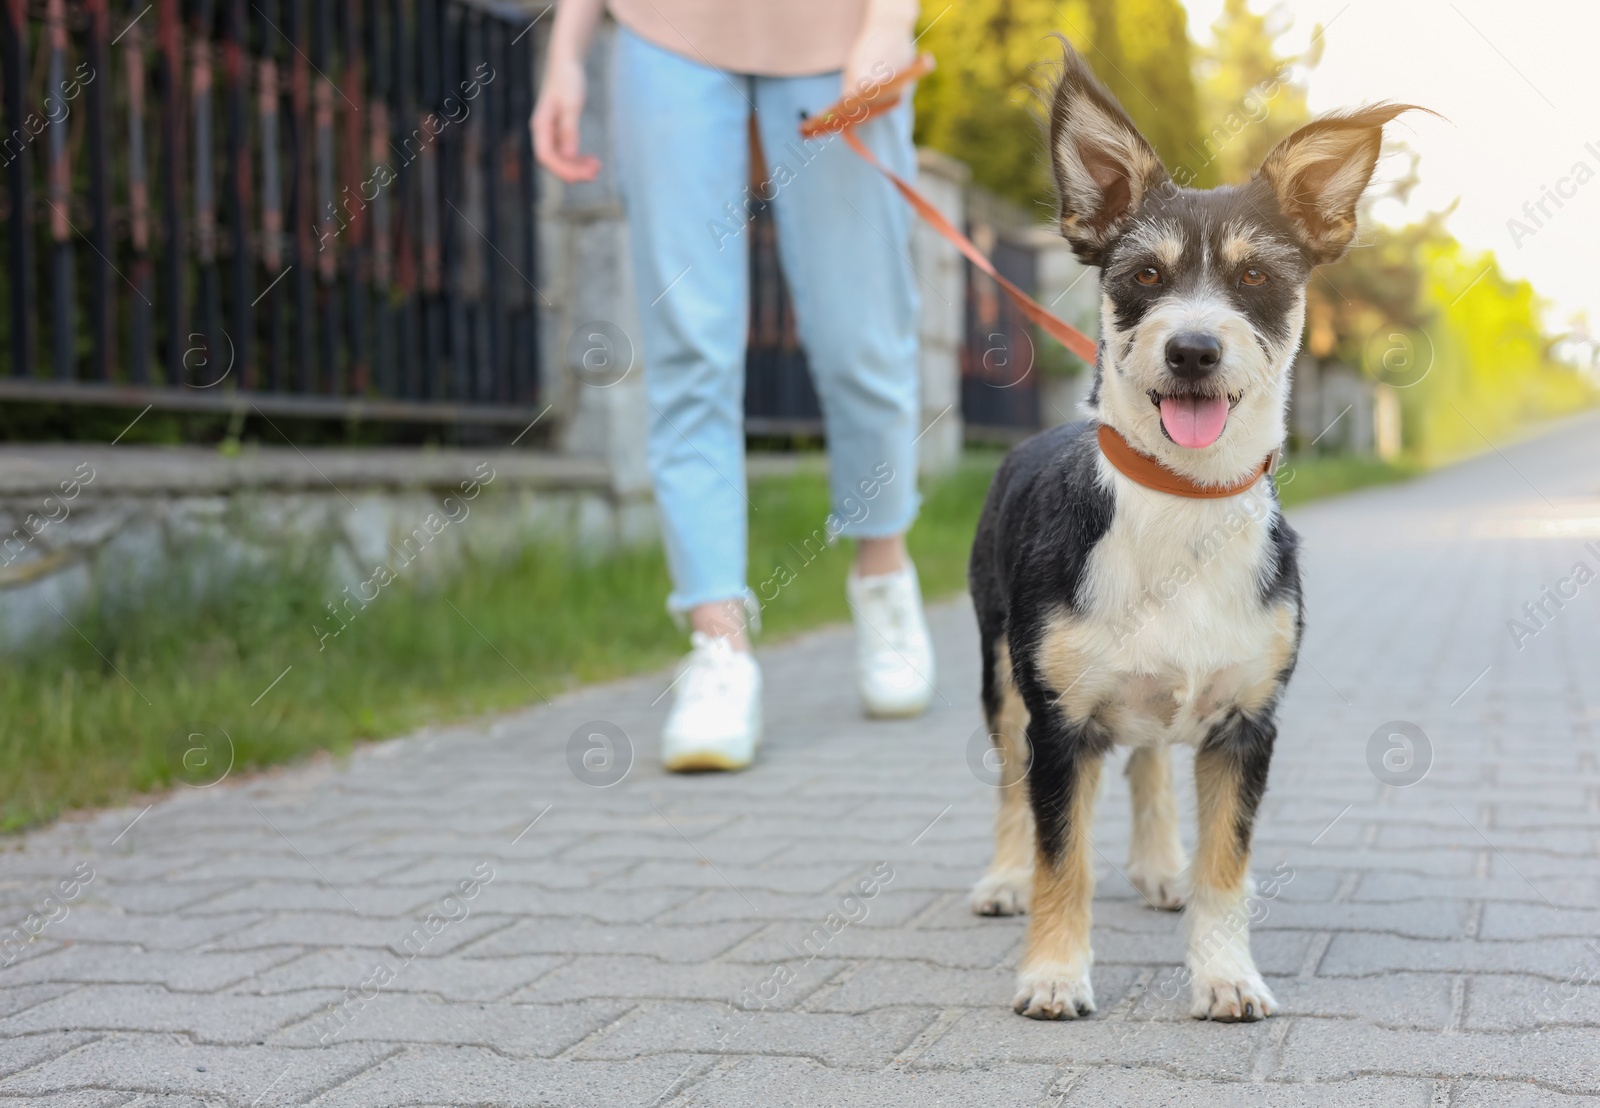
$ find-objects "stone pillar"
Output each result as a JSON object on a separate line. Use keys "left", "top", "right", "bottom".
{"left": 910, "top": 148, "right": 969, "bottom": 476}
{"left": 538, "top": 18, "right": 652, "bottom": 499}
{"left": 1374, "top": 383, "right": 1402, "bottom": 459}
{"left": 1032, "top": 229, "right": 1097, "bottom": 426}
{"left": 1290, "top": 352, "right": 1322, "bottom": 448}
{"left": 1348, "top": 371, "right": 1376, "bottom": 455}
{"left": 1310, "top": 362, "right": 1375, "bottom": 454}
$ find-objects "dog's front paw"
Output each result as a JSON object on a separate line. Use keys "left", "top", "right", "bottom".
{"left": 1189, "top": 971, "right": 1276, "bottom": 1022}
{"left": 1013, "top": 960, "right": 1096, "bottom": 1020}
{"left": 970, "top": 868, "right": 1031, "bottom": 916}
{"left": 1126, "top": 866, "right": 1185, "bottom": 911}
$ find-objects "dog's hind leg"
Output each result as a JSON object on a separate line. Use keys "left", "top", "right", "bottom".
{"left": 970, "top": 640, "right": 1034, "bottom": 916}
{"left": 1012, "top": 709, "right": 1106, "bottom": 1019}
{"left": 1125, "top": 746, "right": 1187, "bottom": 910}
{"left": 1186, "top": 712, "right": 1278, "bottom": 1021}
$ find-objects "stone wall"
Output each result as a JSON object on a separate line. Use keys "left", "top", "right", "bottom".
{"left": 0, "top": 447, "right": 654, "bottom": 653}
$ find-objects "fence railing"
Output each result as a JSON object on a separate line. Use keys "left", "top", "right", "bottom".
{"left": 0, "top": 0, "right": 543, "bottom": 426}
{"left": 743, "top": 196, "right": 822, "bottom": 437}
{"left": 960, "top": 229, "right": 1041, "bottom": 440}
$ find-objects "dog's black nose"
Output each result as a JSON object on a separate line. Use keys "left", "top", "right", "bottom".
{"left": 1165, "top": 332, "right": 1222, "bottom": 379}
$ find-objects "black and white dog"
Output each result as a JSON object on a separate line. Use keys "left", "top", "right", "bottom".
{"left": 968, "top": 46, "right": 1416, "bottom": 1022}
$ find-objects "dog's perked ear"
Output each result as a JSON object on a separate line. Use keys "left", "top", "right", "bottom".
{"left": 1047, "top": 41, "right": 1169, "bottom": 266}
{"left": 1255, "top": 103, "right": 1425, "bottom": 265}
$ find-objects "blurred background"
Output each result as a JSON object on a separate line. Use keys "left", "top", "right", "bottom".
{"left": 0, "top": 0, "right": 1593, "bottom": 830}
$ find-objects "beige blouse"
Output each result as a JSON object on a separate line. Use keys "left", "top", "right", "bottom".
{"left": 608, "top": 0, "right": 871, "bottom": 77}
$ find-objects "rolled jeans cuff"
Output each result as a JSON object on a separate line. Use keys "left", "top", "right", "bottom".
{"left": 665, "top": 587, "right": 763, "bottom": 638}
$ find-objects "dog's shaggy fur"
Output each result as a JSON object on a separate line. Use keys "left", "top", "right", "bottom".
{"left": 968, "top": 45, "right": 1417, "bottom": 1022}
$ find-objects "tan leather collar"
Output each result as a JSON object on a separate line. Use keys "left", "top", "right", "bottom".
{"left": 1096, "top": 424, "right": 1275, "bottom": 499}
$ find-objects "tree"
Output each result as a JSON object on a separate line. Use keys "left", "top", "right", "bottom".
{"left": 1192, "top": 0, "right": 1322, "bottom": 184}
{"left": 912, "top": 0, "right": 1204, "bottom": 209}
{"left": 1084, "top": 0, "right": 1208, "bottom": 185}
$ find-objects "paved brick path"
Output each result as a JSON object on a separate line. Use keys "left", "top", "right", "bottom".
{"left": 3, "top": 413, "right": 1599, "bottom": 1106}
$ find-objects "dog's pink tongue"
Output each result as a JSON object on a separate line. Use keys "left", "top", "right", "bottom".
{"left": 1159, "top": 395, "right": 1230, "bottom": 448}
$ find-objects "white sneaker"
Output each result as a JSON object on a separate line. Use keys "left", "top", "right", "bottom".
{"left": 661, "top": 633, "right": 762, "bottom": 772}
{"left": 848, "top": 562, "right": 937, "bottom": 718}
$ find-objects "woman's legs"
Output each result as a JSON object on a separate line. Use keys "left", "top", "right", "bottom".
{"left": 617, "top": 35, "right": 923, "bottom": 624}
{"left": 612, "top": 29, "right": 766, "bottom": 769}
{"left": 751, "top": 79, "right": 922, "bottom": 556}
{"left": 751, "top": 79, "right": 935, "bottom": 716}
{"left": 856, "top": 535, "right": 910, "bottom": 576}
{"left": 613, "top": 29, "right": 755, "bottom": 643}
{"left": 614, "top": 34, "right": 933, "bottom": 744}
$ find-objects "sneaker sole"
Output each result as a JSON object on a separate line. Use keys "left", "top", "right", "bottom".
{"left": 861, "top": 686, "right": 935, "bottom": 719}
{"left": 662, "top": 747, "right": 756, "bottom": 773}
{"left": 863, "top": 701, "right": 931, "bottom": 720}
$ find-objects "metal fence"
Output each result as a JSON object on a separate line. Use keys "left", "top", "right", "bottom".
{"left": 743, "top": 196, "right": 822, "bottom": 436}
{"left": 960, "top": 231, "right": 1041, "bottom": 439}
{"left": 0, "top": 0, "right": 542, "bottom": 426}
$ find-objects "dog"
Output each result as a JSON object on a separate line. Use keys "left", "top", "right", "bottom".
{"left": 967, "top": 45, "right": 1418, "bottom": 1022}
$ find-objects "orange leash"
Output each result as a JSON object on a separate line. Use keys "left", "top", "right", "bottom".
{"left": 838, "top": 128, "right": 1099, "bottom": 365}
{"left": 800, "top": 57, "right": 1100, "bottom": 367}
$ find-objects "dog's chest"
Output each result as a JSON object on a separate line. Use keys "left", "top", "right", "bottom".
{"left": 1041, "top": 475, "right": 1295, "bottom": 745}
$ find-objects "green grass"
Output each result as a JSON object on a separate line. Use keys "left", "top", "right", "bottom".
{"left": 0, "top": 447, "right": 1415, "bottom": 832}
{"left": 1275, "top": 453, "right": 1423, "bottom": 509}
{"left": 0, "top": 454, "right": 1002, "bottom": 832}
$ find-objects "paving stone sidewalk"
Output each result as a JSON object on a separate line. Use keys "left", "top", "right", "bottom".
{"left": 3, "top": 413, "right": 1599, "bottom": 1106}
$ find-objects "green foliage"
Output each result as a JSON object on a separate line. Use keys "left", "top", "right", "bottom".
{"left": 1081, "top": 0, "right": 1207, "bottom": 185}
{"left": 1306, "top": 216, "right": 1434, "bottom": 365}
{"left": 1402, "top": 242, "right": 1594, "bottom": 461}
{"left": 912, "top": 0, "right": 1062, "bottom": 210}
{"left": 1194, "top": 1, "right": 1593, "bottom": 456}
{"left": 912, "top": 0, "right": 1203, "bottom": 208}
{"left": 1309, "top": 203, "right": 1593, "bottom": 462}
{"left": 1191, "top": 0, "right": 1321, "bottom": 184}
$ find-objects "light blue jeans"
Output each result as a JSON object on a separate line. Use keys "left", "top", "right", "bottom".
{"left": 612, "top": 27, "right": 922, "bottom": 615}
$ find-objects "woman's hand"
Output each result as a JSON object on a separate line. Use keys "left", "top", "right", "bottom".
{"left": 530, "top": 0, "right": 606, "bottom": 184}
{"left": 532, "top": 57, "right": 601, "bottom": 183}
{"left": 842, "top": 0, "right": 918, "bottom": 98}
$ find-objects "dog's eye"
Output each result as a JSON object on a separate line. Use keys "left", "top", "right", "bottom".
{"left": 1240, "top": 267, "right": 1268, "bottom": 287}
{"left": 1134, "top": 267, "right": 1162, "bottom": 287}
